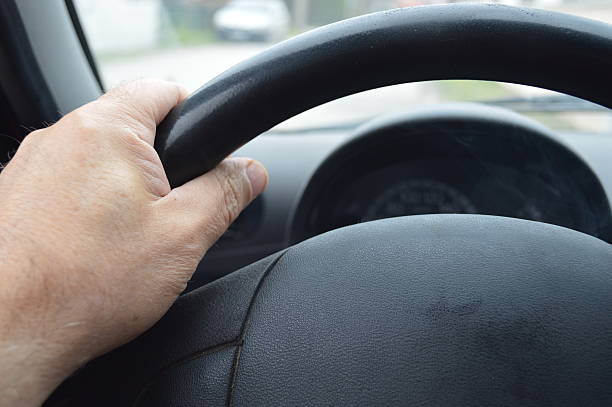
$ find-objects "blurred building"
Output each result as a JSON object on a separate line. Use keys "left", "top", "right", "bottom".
{"left": 75, "top": 0, "right": 163, "bottom": 54}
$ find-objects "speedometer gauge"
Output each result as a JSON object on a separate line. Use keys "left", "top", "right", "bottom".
{"left": 364, "top": 179, "right": 476, "bottom": 221}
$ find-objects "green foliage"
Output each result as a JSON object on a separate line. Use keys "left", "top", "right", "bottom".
{"left": 172, "top": 26, "right": 216, "bottom": 45}
{"left": 438, "top": 80, "right": 510, "bottom": 101}
{"left": 308, "top": 0, "right": 346, "bottom": 25}
{"left": 159, "top": 1, "right": 220, "bottom": 46}
{"left": 163, "top": 0, "right": 218, "bottom": 30}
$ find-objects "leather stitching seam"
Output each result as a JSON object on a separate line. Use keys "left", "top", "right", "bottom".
{"left": 226, "top": 249, "right": 289, "bottom": 407}
{"left": 130, "top": 249, "right": 289, "bottom": 407}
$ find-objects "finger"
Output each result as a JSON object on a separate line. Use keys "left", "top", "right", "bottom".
{"left": 93, "top": 78, "right": 188, "bottom": 145}
{"left": 160, "top": 157, "right": 268, "bottom": 250}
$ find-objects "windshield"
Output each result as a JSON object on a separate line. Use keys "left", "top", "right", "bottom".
{"left": 74, "top": 0, "right": 612, "bottom": 134}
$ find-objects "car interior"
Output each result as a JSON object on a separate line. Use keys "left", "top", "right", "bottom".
{"left": 1, "top": 0, "right": 611, "bottom": 405}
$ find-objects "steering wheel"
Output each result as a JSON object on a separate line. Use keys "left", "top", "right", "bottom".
{"left": 46, "top": 5, "right": 612, "bottom": 407}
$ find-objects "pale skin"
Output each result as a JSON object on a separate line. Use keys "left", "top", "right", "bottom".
{"left": 0, "top": 79, "right": 269, "bottom": 407}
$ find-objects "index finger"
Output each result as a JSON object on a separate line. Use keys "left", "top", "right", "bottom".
{"left": 97, "top": 79, "right": 188, "bottom": 145}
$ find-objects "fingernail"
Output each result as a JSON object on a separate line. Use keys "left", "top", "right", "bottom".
{"left": 246, "top": 160, "right": 268, "bottom": 198}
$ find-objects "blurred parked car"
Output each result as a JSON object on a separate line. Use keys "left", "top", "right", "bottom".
{"left": 213, "top": 0, "right": 291, "bottom": 42}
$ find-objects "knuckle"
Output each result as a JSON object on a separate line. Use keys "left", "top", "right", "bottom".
{"left": 130, "top": 77, "right": 169, "bottom": 89}
{"left": 20, "top": 129, "right": 46, "bottom": 149}
{"left": 63, "top": 107, "right": 106, "bottom": 140}
{"left": 25, "top": 128, "right": 46, "bottom": 140}
{"left": 17, "top": 128, "right": 56, "bottom": 157}
{"left": 112, "top": 106, "right": 155, "bottom": 143}
{"left": 78, "top": 100, "right": 152, "bottom": 145}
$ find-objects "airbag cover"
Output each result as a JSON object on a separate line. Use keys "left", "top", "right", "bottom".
{"left": 230, "top": 215, "right": 612, "bottom": 406}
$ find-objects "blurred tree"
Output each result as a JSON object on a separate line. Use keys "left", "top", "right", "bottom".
{"left": 291, "top": 0, "right": 348, "bottom": 30}
{"left": 161, "top": 0, "right": 226, "bottom": 32}
{"left": 292, "top": 0, "right": 310, "bottom": 30}
{"left": 355, "top": 0, "right": 370, "bottom": 15}
{"left": 310, "top": 0, "right": 345, "bottom": 25}
{"left": 161, "top": 0, "right": 375, "bottom": 35}
{"left": 160, "top": 0, "right": 229, "bottom": 45}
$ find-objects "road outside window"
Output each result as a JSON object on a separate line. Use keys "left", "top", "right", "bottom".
{"left": 74, "top": 0, "right": 612, "bottom": 133}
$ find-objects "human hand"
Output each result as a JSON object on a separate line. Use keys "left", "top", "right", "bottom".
{"left": 0, "top": 79, "right": 268, "bottom": 407}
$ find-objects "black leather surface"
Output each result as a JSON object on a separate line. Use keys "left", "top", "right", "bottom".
{"left": 134, "top": 346, "right": 235, "bottom": 407}
{"left": 46, "top": 215, "right": 612, "bottom": 406}
{"left": 230, "top": 215, "right": 612, "bottom": 406}
{"left": 43, "top": 251, "right": 286, "bottom": 406}
{"left": 154, "top": 4, "right": 612, "bottom": 186}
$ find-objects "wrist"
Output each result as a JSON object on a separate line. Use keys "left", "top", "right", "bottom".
{"left": 0, "top": 240, "right": 83, "bottom": 406}
{"left": 0, "top": 336, "right": 78, "bottom": 407}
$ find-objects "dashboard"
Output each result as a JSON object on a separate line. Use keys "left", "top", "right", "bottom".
{"left": 290, "top": 106, "right": 610, "bottom": 244}
{"left": 185, "top": 104, "right": 612, "bottom": 288}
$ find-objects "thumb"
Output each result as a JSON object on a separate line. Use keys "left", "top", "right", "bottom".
{"left": 160, "top": 157, "right": 268, "bottom": 250}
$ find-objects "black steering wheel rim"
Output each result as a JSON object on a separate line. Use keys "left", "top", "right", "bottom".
{"left": 154, "top": 3, "right": 612, "bottom": 187}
